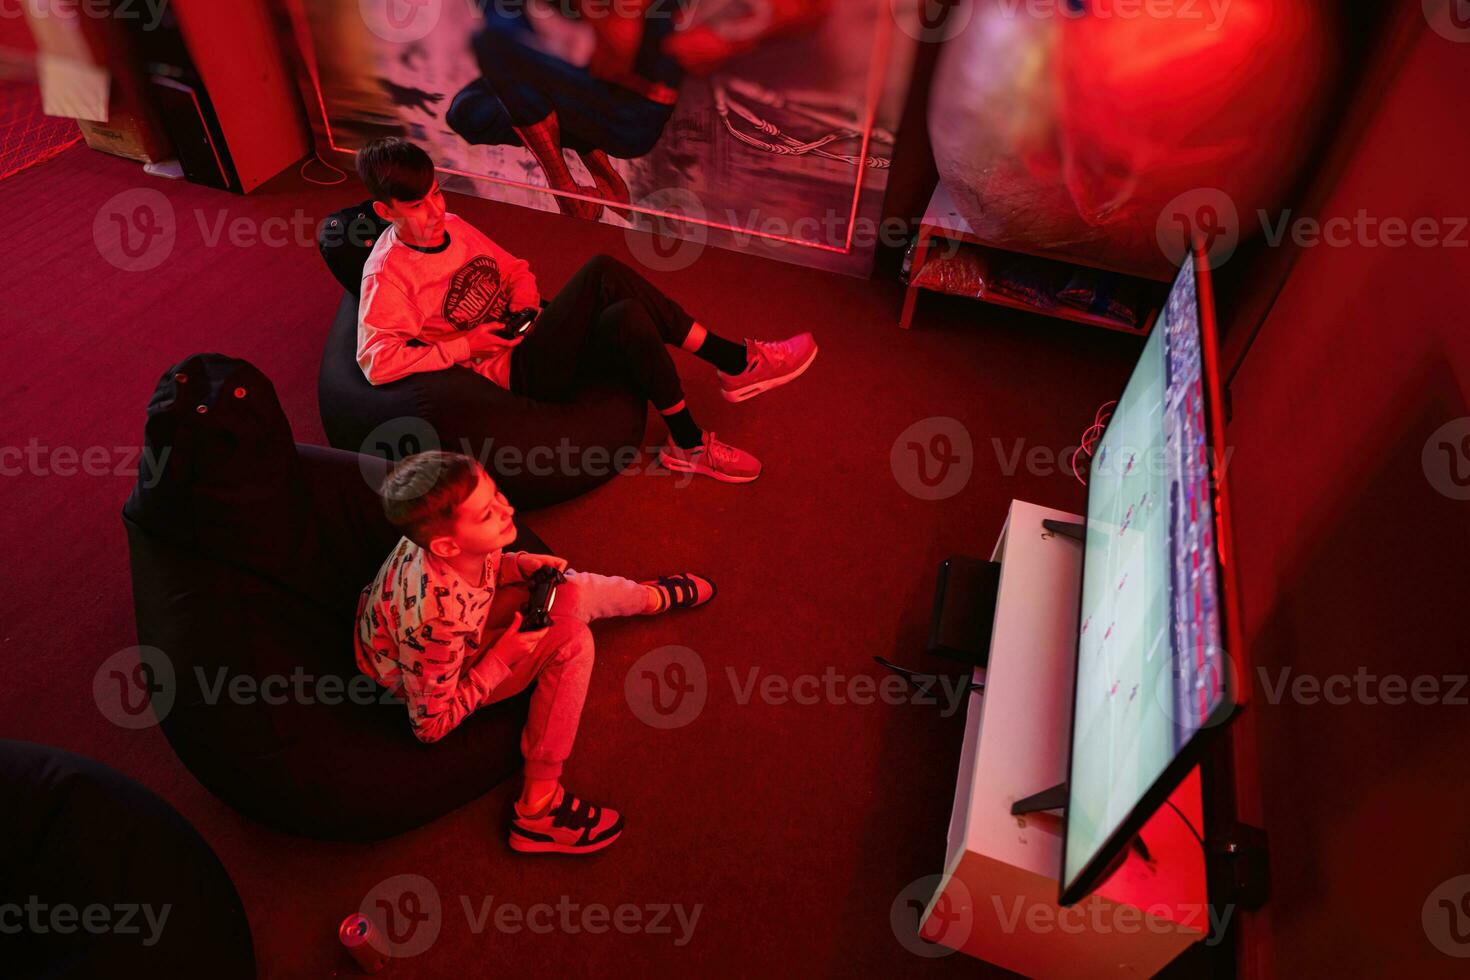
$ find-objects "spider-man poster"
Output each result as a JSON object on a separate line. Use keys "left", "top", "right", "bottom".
{"left": 285, "top": 0, "right": 917, "bottom": 275}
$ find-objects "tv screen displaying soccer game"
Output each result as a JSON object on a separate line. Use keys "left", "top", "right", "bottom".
{"left": 1061, "top": 253, "right": 1237, "bottom": 905}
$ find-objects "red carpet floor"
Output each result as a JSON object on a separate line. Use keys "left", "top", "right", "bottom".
{"left": 1, "top": 145, "right": 1147, "bottom": 977}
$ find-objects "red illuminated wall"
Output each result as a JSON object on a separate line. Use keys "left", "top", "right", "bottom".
{"left": 1226, "top": 12, "right": 1470, "bottom": 979}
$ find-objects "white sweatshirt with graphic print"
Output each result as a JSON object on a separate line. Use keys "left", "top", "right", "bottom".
{"left": 357, "top": 212, "right": 541, "bottom": 388}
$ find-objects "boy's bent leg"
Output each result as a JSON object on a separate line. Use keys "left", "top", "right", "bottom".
{"left": 560, "top": 569, "right": 652, "bottom": 623}
{"left": 509, "top": 278, "right": 599, "bottom": 402}
{"left": 561, "top": 569, "right": 717, "bottom": 620}
{"left": 586, "top": 299, "right": 687, "bottom": 411}
{"left": 586, "top": 255, "right": 749, "bottom": 376}
{"left": 486, "top": 618, "right": 596, "bottom": 783}
{"left": 514, "top": 256, "right": 697, "bottom": 403}
{"left": 575, "top": 255, "right": 697, "bottom": 347}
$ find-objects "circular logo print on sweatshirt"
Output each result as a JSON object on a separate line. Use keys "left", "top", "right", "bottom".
{"left": 443, "top": 256, "right": 506, "bottom": 329}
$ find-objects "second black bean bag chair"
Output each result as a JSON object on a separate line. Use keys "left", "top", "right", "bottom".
{"left": 122, "top": 354, "right": 536, "bottom": 840}
{"left": 0, "top": 740, "right": 255, "bottom": 978}
{"left": 316, "top": 201, "right": 648, "bottom": 510}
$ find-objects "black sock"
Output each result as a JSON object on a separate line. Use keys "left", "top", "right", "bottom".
{"left": 692, "top": 332, "right": 748, "bottom": 375}
{"left": 662, "top": 407, "right": 704, "bottom": 449}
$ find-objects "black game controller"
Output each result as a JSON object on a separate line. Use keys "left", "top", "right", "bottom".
{"left": 520, "top": 566, "right": 565, "bottom": 631}
{"left": 496, "top": 308, "right": 539, "bottom": 340}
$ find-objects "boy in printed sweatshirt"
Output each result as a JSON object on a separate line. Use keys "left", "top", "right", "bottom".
{"left": 355, "top": 137, "right": 818, "bottom": 484}
{"left": 355, "top": 451, "right": 714, "bottom": 853}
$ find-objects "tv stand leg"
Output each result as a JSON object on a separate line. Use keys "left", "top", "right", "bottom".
{"left": 1042, "top": 520, "right": 1085, "bottom": 542}
{"left": 1011, "top": 782, "right": 1068, "bottom": 815}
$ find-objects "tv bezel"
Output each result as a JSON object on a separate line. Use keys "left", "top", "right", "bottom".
{"left": 1057, "top": 242, "right": 1248, "bottom": 908}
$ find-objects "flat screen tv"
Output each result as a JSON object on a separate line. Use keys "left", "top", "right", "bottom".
{"left": 1059, "top": 244, "right": 1245, "bottom": 907}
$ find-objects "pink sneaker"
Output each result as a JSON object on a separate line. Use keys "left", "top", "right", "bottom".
{"left": 641, "top": 573, "right": 716, "bottom": 613}
{"left": 718, "top": 332, "right": 818, "bottom": 403}
{"left": 510, "top": 786, "right": 623, "bottom": 855}
{"left": 659, "top": 432, "right": 762, "bottom": 484}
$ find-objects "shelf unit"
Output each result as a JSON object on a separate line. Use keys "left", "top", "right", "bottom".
{"left": 900, "top": 182, "right": 1172, "bottom": 335}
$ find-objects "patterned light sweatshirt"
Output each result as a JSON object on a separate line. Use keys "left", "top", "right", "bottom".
{"left": 354, "top": 536, "right": 531, "bottom": 743}
{"left": 357, "top": 212, "right": 540, "bottom": 388}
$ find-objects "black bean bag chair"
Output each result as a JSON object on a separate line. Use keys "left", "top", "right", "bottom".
{"left": 122, "top": 354, "right": 535, "bottom": 840}
{"left": 0, "top": 740, "right": 255, "bottom": 978}
{"left": 316, "top": 201, "right": 648, "bottom": 510}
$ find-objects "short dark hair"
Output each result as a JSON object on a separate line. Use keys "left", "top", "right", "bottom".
{"left": 355, "top": 137, "right": 435, "bottom": 204}
{"left": 380, "top": 451, "right": 483, "bottom": 548}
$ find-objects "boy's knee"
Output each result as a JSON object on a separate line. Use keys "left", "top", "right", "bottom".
{"left": 549, "top": 620, "right": 595, "bottom": 661}
{"left": 555, "top": 579, "right": 591, "bottom": 624}
{"left": 616, "top": 305, "right": 660, "bottom": 343}
{"left": 584, "top": 253, "right": 624, "bottom": 276}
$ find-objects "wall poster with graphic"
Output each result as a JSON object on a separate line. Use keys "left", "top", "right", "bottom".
{"left": 283, "top": 0, "right": 920, "bottom": 276}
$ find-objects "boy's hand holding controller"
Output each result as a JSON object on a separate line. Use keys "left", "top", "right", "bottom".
{"left": 512, "top": 553, "right": 568, "bottom": 578}
{"left": 464, "top": 321, "right": 527, "bottom": 354}
{"left": 489, "top": 612, "right": 549, "bottom": 667}
{"left": 464, "top": 309, "right": 538, "bottom": 355}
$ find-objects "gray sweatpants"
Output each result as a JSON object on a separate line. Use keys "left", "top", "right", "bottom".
{"left": 481, "top": 570, "right": 646, "bottom": 781}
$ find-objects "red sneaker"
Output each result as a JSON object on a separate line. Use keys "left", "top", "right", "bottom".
{"left": 718, "top": 332, "right": 818, "bottom": 403}
{"left": 641, "top": 573, "right": 716, "bottom": 614}
{"left": 659, "top": 432, "right": 762, "bottom": 484}
{"left": 510, "top": 786, "right": 623, "bottom": 855}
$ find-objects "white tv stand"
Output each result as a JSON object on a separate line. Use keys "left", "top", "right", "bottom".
{"left": 918, "top": 499, "right": 1209, "bottom": 978}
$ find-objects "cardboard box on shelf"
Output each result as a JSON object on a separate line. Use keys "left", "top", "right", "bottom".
{"left": 78, "top": 109, "right": 170, "bottom": 163}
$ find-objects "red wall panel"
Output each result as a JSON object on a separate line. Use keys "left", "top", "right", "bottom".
{"left": 1227, "top": 15, "right": 1470, "bottom": 979}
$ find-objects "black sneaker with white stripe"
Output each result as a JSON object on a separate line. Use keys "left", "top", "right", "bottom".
{"left": 510, "top": 786, "right": 623, "bottom": 855}
{"left": 640, "top": 573, "right": 716, "bottom": 614}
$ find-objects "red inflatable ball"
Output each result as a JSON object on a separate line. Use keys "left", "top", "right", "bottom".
{"left": 929, "top": 0, "right": 1337, "bottom": 277}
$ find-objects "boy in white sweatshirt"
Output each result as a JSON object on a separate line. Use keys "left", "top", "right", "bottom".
{"left": 355, "top": 137, "right": 818, "bottom": 484}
